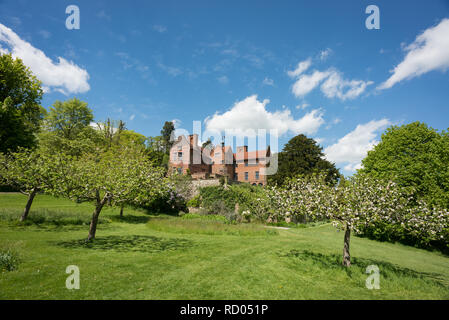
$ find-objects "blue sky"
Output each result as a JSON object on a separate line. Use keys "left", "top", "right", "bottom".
{"left": 1, "top": 0, "right": 449, "bottom": 174}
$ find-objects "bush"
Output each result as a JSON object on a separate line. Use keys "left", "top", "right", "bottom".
{"left": 0, "top": 248, "right": 20, "bottom": 272}
{"left": 199, "top": 184, "right": 264, "bottom": 210}
{"left": 186, "top": 195, "right": 201, "bottom": 208}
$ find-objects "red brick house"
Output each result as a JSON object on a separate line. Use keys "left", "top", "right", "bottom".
{"left": 169, "top": 134, "right": 270, "bottom": 186}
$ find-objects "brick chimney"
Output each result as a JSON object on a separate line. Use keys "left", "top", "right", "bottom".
{"left": 189, "top": 134, "right": 199, "bottom": 147}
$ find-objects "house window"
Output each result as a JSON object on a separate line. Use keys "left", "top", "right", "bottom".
{"left": 255, "top": 171, "right": 259, "bottom": 180}
{"left": 244, "top": 161, "right": 248, "bottom": 167}
{"left": 178, "top": 152, "right": 183, "bottom": 158}
{"left": 177, "top": 167, "right": 182, "bottom": 174}
{"left": 244, "top": 172, "right": 248, "bottom": 180}
{"left": 234, "top": 174, "right": 238, "bottom": 180}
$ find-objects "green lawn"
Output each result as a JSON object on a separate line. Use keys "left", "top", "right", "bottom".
{"left": 1, "top": 193, "right": 448, "bottom": 299}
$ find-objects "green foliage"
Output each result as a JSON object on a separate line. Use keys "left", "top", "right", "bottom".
{"left": 0, "top": 148, "right": 54, "bottom": 195}
{"left": 272, "top": 173, "right": 449, "bottom": 253}
{"left": 360, "top": 121, "right": 449, "bottom": 209}
{"left": 160, "top": 121, "right": 175, "bottom": 154}
{"left": 45, "top": 146, "right": 168, "bottom": 208}
{"left": 268, "top": 134, "right": 340, "bottom": 186}
{"left": 44, "top": 98, "right": 94, "bottom": 140}
{"left": 198, "top": 184, "right": 268, "bottom": 221}
{"left": 0, "top": 54, "right": 44, "bottom": 152}
{"left": 146, "top": 135, "right": 168, "bottom": 169}
{"left": 0, "top": 247, "right": 20, "bottom": 272}
{"left": 186, "top": 195, "right": 201, "bottom": 208}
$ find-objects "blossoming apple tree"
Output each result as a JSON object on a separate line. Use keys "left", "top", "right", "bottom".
{"left": 45, "top": 146, "right": 169, "bottom": 241}
{"left": 269, "top": 173, "right": 449, "bottom": 267}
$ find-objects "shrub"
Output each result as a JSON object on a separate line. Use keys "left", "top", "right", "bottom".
{"left": 186, "top": 195, "right": 201, "bottom": 208}
{"left": 197, "top": 184, "right": 278, "bottom": 223}
{"left": 0, "top": 248, "right": 20, "bottom": 272}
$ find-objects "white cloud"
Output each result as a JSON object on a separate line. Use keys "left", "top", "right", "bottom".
{"left": 296, "top": 103, "right": 310, "bottom": 110}
{"left": 289, "top": 58, "right": 373, "bottom": 101}
{"left": 321, "top": 71, "right": 373, "bottom": 100}
{"left": 292, "top": 70, "right": 330, "bottom": 97}
{"left": 129, "top": 114, "right": 136, "bottom": 121}
{"left": 0, "top": 24, "right": 90, "bottom": 94}
{"left": 319, "top": 48, "right": 332, "bottom": 61}
{"left": 379, "top": 18, "right": 449, "bottom": 90}
{"left": 153, "top": 25, "right": 167, "bottom": 33}
{"left": 287, "top": 59, "right": 311, "bottom": 78}
{"left": 262, "top": 77, "right": 274, "bottom": 86}
{"left": 324, "top": 119, "right": 391, "bottom": 172}
{"left": 204, "top": 95, "right": 324, "bottom": 137}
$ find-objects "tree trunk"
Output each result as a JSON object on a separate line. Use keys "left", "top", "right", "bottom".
{"left": 20, "top": 189, "right": 37, "bottom": 222}
{"left": 87, "top": 193, "right": 110, "bottom": 242}
{"left": 342, "top": 225, "right": 351, "bottom": 267}
{"left": 120, "top": 205, "right": 124, "bottom": 217}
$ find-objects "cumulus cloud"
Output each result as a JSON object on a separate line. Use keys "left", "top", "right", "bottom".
{"left": 289, "top": 59, "right": 372, "bottom": 101}
{"left": 324, "top": 119, "right": 391, "bottom": 172}
{"left": 0, "top": 23, "right": 90, "bottom": 94}
{"left": 204, "top": 95, "right": 324, "bottom": 137}
{"left": 292, "top": 70, "right": 331, "bottom": 97}
{"left": 287, "top": 59, "right": 312, "bottom": 78}
{"left": 321, "top": 71, "right": 373, "bottom": 100}
{"left": 379, "top": 18, "right": 449, "bottom": 90}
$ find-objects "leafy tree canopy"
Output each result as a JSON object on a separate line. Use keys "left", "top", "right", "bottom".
{"left": 44, "top": 98, "right": 94, "bottom": 140}
{"left": 161, "top": 121, "right": 175, "bottom": 153}
{"left": 268, "top": 134, "right": 340, "bottom": 186}
{"left": 0, "top": 54, "right": 45, "bottom": 152}
{"left": 360, "top": 121, "right": 449, "bottom": 209}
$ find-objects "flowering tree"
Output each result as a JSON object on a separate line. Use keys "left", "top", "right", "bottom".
{"left": 45, "top": 146, "right": 169, "bottom": 241}
{"left": 270, "top": 173, "right": 449, "bottom": 267}
{"left": 0, "top": 149, "right": 54, "bottom": 221}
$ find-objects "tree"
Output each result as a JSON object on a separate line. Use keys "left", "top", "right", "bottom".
{"left": 45, "top": 146, "right": 169, "bottom": 241}
{"left": 146, "top": 135, "right": 169, "bottom": 169}
{"left": 270, "top": 173, "right": 448, "bottom": 267}
{"left": 0, "top": 148, "right": 54, "bottom": 221}
{"left": 360, "top": 122, "right": 449, "bottom": 209}
{"left": 268, "top": 134, "right": 340, "bottom": 186}
{"left": 0, "top": 54, "right": 45, "bottom": 152}
{"left": 45, "top": 98, "right": 94, "bottom": 140}
{"left": 95, "top": 118, "right": 125, "bottom": 148}
{"left": 161, "top": 121, "right": 175, "bottom": 153}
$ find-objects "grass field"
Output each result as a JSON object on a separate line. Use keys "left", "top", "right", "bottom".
{"left": 1, "top": 193, "right": 448, "bottom": 299}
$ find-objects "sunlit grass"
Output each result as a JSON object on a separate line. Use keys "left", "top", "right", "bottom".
{"left": 1, "top": 193, "right": 448, "bottom": 299}
{"left": 147, "top": 216, "right": 278, "bottom": 236}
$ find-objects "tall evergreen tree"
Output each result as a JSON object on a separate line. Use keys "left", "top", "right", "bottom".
{"left": 269, "top": 134, "right": 340, "bottom": 186}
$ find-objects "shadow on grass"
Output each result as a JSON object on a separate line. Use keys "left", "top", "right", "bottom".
{"left": 54, "top": 235, "right": 194, "bottom": 253}
{"left": 280, "top": 249, "right": 448, "bottom": 287}
{"left": 6, "top": 222, "right": 115, "bottom": 233}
